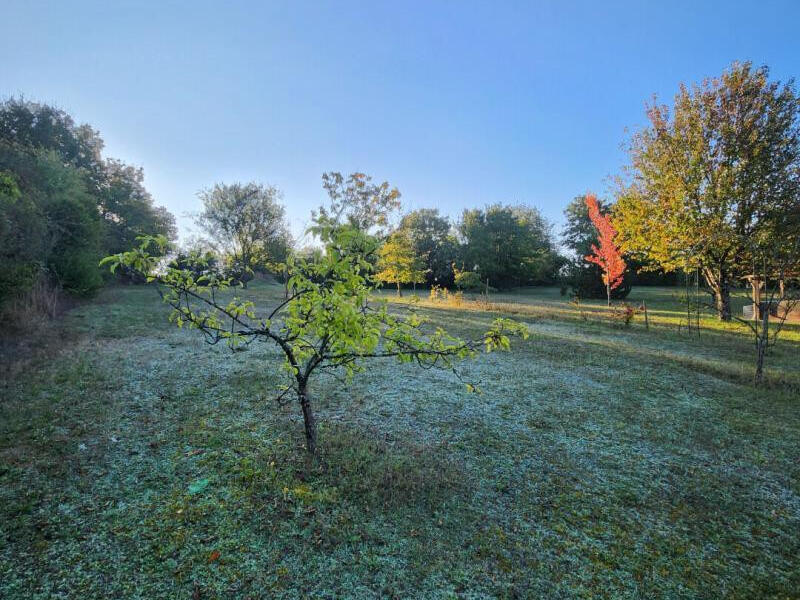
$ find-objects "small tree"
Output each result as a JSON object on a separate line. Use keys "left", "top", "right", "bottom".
{"left": 584, "top": 194, "right": 626, "bottom": 306}
{"left": 561, "top": 194, "right": 632, "bottom": 300}
{"left": 732, "top": 238, "right": 800, "bottom": 384}
{"left": 376, "top": 230, "right": 426, "bottom": 296}
{"left": 453, "top": 267, "right": 484, "bottom": 293}
{"left": 101, "top": 227, "right": 527, "bottom": 456}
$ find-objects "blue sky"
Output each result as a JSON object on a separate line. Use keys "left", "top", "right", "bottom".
{"left": 3, "top": 1, "right": 799, "bottom": 244}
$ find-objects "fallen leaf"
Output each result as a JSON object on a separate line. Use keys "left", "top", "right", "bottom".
{"left": 208, "top": 550, "right": 220, "bottom": 563}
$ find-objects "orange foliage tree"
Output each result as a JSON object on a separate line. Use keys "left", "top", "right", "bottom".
{"left": 584, "top": 193, "right": 626, "bottom": 306}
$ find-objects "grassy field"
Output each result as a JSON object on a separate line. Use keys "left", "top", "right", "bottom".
{"left": 1, "top": 282, "right": 799, "bottom": 599}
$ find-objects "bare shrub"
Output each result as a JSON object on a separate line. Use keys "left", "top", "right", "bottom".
{"left": 1, "top": 272, "right": 61, "bottom": 328}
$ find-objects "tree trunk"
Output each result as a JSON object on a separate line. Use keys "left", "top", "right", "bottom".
{"left": 397, "top": 282, "right": 402, "bottom": 297}
{"left": 606, "top": 280, "right": 611, "bottom": 307}
{"left": 754, "top": 303, "right": 769, "bottom": 385}
{"left": 298, "top": 384, "right": 317, "bottom": 455}
{"left": 702, "top": 266, "right": 732, "bottom": 321}
{"left": 718, "top": 273, "right": 731, "bottom": 321}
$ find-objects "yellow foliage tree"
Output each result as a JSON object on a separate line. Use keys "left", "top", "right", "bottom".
{"left": 376, "top": 230, "right": 426, "bottom": 296}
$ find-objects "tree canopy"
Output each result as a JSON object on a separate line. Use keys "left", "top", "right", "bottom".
{"left": 376, "top": 229, "right": 426, "bottom": 295}
{"left": 195, "top": 182, "right": 291, "bottom": 284}
{"left": 458, "top": 204, "right": 559, "bottom": 288}
{"left": 102, "top": 159, "right": 177, "bottom": 255}
{"left": 614, "top": 62, "right": 800, "bottom": 320}
{"left": 315, "top": 171, "right": 401, "bottom": 235}
{"left": 397, "top": 209, "right": 459, "bottom": 287}
{"left": 0, "top": 98, "right": 177, "bottom": 303}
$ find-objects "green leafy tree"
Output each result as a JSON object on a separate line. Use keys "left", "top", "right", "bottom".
{"left": 196, "top": 182, "right": 291, "bottom": 286}
{"left": 614, "top": 62, "right": 800, "bottom": 320}
{"left": 315, "top": 172, "right": 401, "bottom": 235}
{"left": 0, "top": 146, "right": 103, "bottom": 297}
{"left": 0, "top": 98, "right": 106, "bottom": 191}
{"left": 398, "top": 209, "right": 458, "bottom": 287}
{"left": 458, "top": 204, "right": 559, "bottom": 288}
{"left": 0, "top": 98, "right": 176, "bottom": 300}
{"left": 453, "top": 268, "right": 484, "bottom": 292}
{"left": 0, "top": 171, "right": 40, "bottom": 301}
{"left": 102, "top": 224, "right": 528, "bottom": 456}
{"left": 376, "top": 230, "right": 426, "bottom": 295}
{"left": 101, "top": 159, "right": 177, "bottom": 254}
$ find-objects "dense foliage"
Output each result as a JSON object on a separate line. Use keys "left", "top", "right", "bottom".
{"left": 375, "top": 229, "right": 426, "bottom": 295}
{"left": 0, "top": 148, "right": 102, "bottom": 297}
{"left": 396, "top": 209, "right": 459, "bottom": 287}
{"left": 195, "top": 182, "right": 291, "bottom": 286}
{"left": 0, "top": 98, "right": 176, "bottom": 306}
{"left": 458, "top": 204, "right": 561, "bottom": 289}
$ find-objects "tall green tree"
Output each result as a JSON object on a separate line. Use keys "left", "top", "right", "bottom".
{"left": 458, "top": 204, "right": 559, "bottom": 288}
{"left": 315, "top": 172, "right": 401, "bottom": 235}
{"left": 397, "top": 209, "right": 458, "bottom": 287}
{"left": 614, "top": 62, "right": 800, "bottom": 320}
{"left": 0, "top": 98, "right": 105, "bottom": 190}
{"left": 0, "top": 98, "right": 177, "bottom": 300}
{"left": 196, "top": 182, "right": 291, "bottom": 285}
{"left": 101, "top": 159, "right": 177, "bottom": 254}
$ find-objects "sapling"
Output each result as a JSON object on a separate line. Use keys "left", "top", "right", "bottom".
{"left": 101, "top": 226, "right": 528, "bottom": 455}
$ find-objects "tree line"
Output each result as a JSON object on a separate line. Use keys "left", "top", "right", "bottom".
{"left": 0, "top": 98, "right": 176, "bottom": 311}
{"left": 3, "top": 61, "right": 799, "bottom": 329}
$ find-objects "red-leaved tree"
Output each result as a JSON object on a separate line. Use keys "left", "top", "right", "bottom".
{"left": 584, "top": 193, "right": 626, "bottom": 306}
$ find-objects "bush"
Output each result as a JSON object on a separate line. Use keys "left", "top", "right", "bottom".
{"left": 454, "top": 269, "right": 495, "bottom": 293}
{"left": 565, "top": 262, "right": 631, "bottom": 300}
{"left": 52, "top": 249, "right": 103, "bottom": 295}
{"left": 0, "top": 150, "right": 104, "bottom": 301}
{"left": 612, "top": 302, "right": 637, "bottom": 327}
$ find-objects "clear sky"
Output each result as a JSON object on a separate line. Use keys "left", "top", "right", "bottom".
{"left": 3, "top": 1, "right": 799, "bottom": 244}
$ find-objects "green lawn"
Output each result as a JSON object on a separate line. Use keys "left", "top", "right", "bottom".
{"left": 1, "top": 282, "right": 799, "bottom": 598}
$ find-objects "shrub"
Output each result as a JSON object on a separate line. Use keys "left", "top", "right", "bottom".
{"left": 454, "top": 269, "right": 483, "bottom": 292}
{"left": 612, "top": 302, "right": 637, "bottom": 327}
{"left": 564, "top": 262, "right": 631, "bottom": 300}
